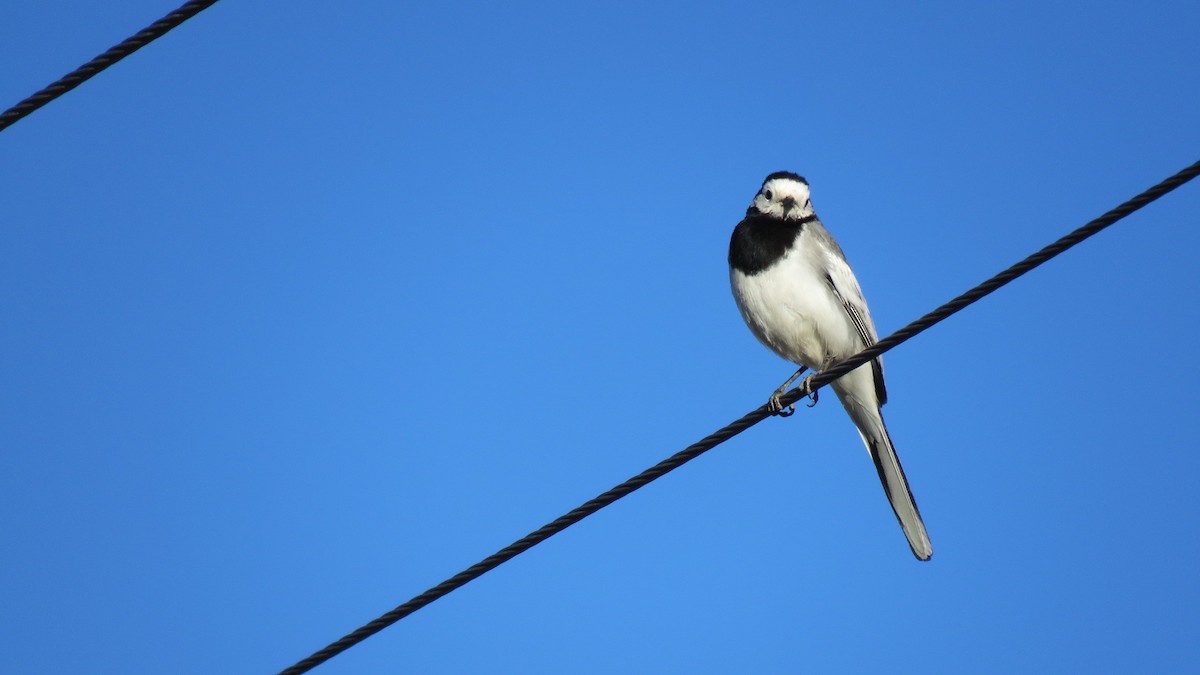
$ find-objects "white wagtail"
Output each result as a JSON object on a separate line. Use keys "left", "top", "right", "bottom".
{"left": 728, "top": 172, "right": 932, "bottom": 560}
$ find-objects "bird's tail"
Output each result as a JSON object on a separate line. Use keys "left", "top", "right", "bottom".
{"left": 833, "top": 377, "right": 933, "bottom": 561}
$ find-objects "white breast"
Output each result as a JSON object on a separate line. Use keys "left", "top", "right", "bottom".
{"left": 729, "top": 234, "right": 858, "bottom": 370}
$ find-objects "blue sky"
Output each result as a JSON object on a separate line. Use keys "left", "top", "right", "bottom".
{"left": 3, "top": 1, "right": 1199, "bottom": 673}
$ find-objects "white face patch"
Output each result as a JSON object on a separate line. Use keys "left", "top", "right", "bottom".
{"left": 751, "top": 177, "right": 814, "bottom": 220}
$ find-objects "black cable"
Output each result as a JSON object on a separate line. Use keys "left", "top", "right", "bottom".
{"left": 777, "top": 157, "right": 1200, "bottom": 410}
{"left": 0, "top": 0, "right": 220, "bottom": 134}
{"left": 277, "top": 158, "right": 1200, "bottom": 674}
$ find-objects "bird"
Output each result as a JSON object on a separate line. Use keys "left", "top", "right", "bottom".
{"left": 728, "top": 171, "right": 932, "bottom": 560}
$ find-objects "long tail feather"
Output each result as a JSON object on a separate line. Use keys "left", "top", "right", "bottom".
{"left": 833, "top": 369, "right": 932, "bottom": 560}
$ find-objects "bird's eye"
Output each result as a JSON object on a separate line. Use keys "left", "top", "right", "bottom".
{"left": 763, "top": 190, "right": 774, "bottom": 200}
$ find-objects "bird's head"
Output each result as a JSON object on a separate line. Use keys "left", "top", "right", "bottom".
{"left": 749, "top": 171, "right": 813, "bottom": 220}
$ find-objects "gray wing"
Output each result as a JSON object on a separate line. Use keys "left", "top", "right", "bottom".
{"left": 811, "top": 222, "right": 888, "bottom": 405}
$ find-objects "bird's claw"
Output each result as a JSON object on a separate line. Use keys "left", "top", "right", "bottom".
{"left": 768, "top": 390, "right": 796, "bottom": 417}
{"left": 767, "top": 370, "right": 821, "bottom": 417}
{"left": 800, "top": 373, "right": 820, "bottom": 408}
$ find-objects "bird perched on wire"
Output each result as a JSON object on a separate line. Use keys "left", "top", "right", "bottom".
{"left": 728, "top": 171, "right": 932, "bottom": 560}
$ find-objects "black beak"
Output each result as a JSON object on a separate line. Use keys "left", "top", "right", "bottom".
{"left": 780, "top": 196, "right": 797, "bottom": 214}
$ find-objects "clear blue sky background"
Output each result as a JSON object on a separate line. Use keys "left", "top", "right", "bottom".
{"left": 2, "top": 1, "right": 1198, "bottom": 673}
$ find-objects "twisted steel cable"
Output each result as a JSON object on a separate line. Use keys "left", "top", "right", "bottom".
{"left": 778, "top": 157, "right": 1200, "bottom": 409}
{"left": 278, "top": 157, "right": 1200, "bottom": 674}
{"left": 8, "top": 0, "right": 1193, "bottom": 669}
{"left": 0, "top": 0, "right": 220, "bottom": 134}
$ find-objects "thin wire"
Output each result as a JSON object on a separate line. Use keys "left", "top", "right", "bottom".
{"left": 278, "top": 158, "right": 1200, "bottom": 674}
{"left": 0, "top": 0, "right": 220, "bottom": 134}
{"left": 778, "top": 157, "right": 1200, "bottom": 409}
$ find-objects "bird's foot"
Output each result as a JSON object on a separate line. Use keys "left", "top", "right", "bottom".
{"left": 768, "top": 366, "right": 813, "bottom": 417}
{"left": 768, "top": 387, "right": 795, "bottom": 417}
{"left": 800, "top": 374, "right": 820, "bottom": 408}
